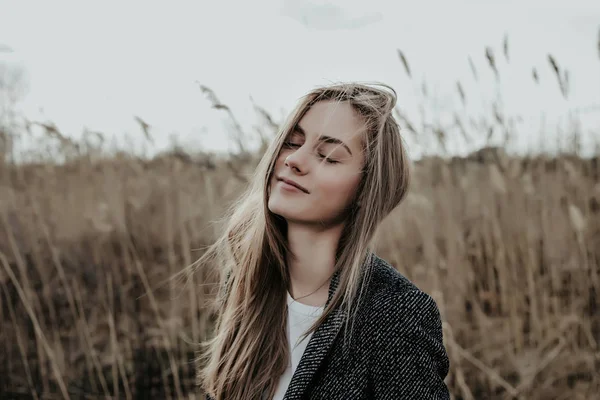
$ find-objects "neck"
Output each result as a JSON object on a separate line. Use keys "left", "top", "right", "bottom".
{"left": 285, "top": 221, "right": 344, "bottom": 307}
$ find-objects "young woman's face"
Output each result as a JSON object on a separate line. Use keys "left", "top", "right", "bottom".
{"left": 268, "top": 100, "right": 365, "bottom": 226}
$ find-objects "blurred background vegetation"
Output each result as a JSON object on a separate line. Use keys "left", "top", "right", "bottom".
{"left": 0, "top": 23, "right": 599, "bottom": 400}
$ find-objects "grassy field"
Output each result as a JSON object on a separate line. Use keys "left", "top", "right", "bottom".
{"left": 0, "top": 144, "right": 598, "bottom": 399}
{"left": 1, "top": 35, "right": 599, "bottom": 399}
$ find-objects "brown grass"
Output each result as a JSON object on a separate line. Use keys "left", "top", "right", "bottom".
{"left": 0, "top": 144, "right": 598, "bottom": 399}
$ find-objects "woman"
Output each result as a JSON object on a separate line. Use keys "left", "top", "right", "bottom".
{"left": 194, "top": 82, "right": 450, "bottom": 399}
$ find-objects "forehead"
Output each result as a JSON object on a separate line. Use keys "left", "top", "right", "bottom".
{"left": 296, "top": 100, "right": 365, "bottom": 145}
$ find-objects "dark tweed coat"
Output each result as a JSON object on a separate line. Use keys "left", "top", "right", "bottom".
{"left": 206, "top": 253, "right": 450, "bottom": 399}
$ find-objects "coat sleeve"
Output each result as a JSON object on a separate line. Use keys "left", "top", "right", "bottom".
{"left": 370, "top": 289, "right": 450, "bottom": 399}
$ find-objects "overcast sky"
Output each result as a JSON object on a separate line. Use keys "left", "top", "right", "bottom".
{"left": 1, "top": 0, "right": 599, "bottom": 158}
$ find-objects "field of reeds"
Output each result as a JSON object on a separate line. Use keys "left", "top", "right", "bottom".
{"left": 1, "top": 34, "right": 599, "bottom": 399}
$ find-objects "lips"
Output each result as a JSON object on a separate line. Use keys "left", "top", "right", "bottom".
{"left": 277, "top": 177, "right": 309, "bottom": 193}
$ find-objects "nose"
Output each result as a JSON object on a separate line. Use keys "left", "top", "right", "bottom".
{"left": 283, "top": 147, "right": 308, "bottom": 173}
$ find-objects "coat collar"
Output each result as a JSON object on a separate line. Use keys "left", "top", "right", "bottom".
{"left": 282, "top": 253, "right": 370, "bottom": 399}
{"left": 283, "top": 266, "right": 344, "bottom": 400}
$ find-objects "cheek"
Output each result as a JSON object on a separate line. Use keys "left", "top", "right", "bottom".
{"left": 270, "top": 154, "right": 287, "bottom": 181}
{"left": 274, "top": 151, "right": 290, "bottom": 172}
{"left": 317, "top": 171, "right": 361, "bottom": 204}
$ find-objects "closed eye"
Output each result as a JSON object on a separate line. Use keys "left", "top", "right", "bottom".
{"left": 319, "top": 153, "right": 339, "bottom": 164}
{"left": 283, "top": 142, "right": 339, "bottom": 164}
{"left": 283, "top": 142, "right": 300, "bottom": 149}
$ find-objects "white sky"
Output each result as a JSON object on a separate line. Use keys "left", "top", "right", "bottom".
{"left": 1, "top": 0, "right": 599, "bottom": 158}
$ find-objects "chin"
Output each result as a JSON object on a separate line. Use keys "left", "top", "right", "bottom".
{"left": 268, "top": 203, "right": 295, "bottom": 219}
{"left": 268, "top": 202, "right": 306, "bottom": 222}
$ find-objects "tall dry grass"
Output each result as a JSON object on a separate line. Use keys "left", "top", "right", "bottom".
{"left": 1, "top": 33, "right": 599, "bottom": 399}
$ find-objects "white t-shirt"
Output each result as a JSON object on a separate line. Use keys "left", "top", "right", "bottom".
{"left": 270, "top": 292, "right": 324, "bottom": 400}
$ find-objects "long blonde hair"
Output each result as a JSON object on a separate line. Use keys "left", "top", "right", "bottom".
{"left": 191, "top": 82, "right": 411, "bottom": 399}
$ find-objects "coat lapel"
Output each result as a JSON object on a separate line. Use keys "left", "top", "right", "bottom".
{"left": 282, "top": 267, "right": 345, "bottom": 400}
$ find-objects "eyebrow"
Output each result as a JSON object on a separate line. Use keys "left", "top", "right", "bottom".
{"left": 293, "top": 123, "right": 353, "bottom": 156}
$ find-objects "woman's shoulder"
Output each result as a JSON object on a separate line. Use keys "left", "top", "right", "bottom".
{"left": 364, "top": 254, "right": 442, "bottom": 329}
{"left": 361, "top": 255, "right": 450, "bottom": 396}
{"left": 366, "top": 254, "right": 426, "bottom": 300}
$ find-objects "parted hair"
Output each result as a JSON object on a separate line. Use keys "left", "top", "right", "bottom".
{"left": 190, "top": 82, "right": 412, "bottom": 400}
